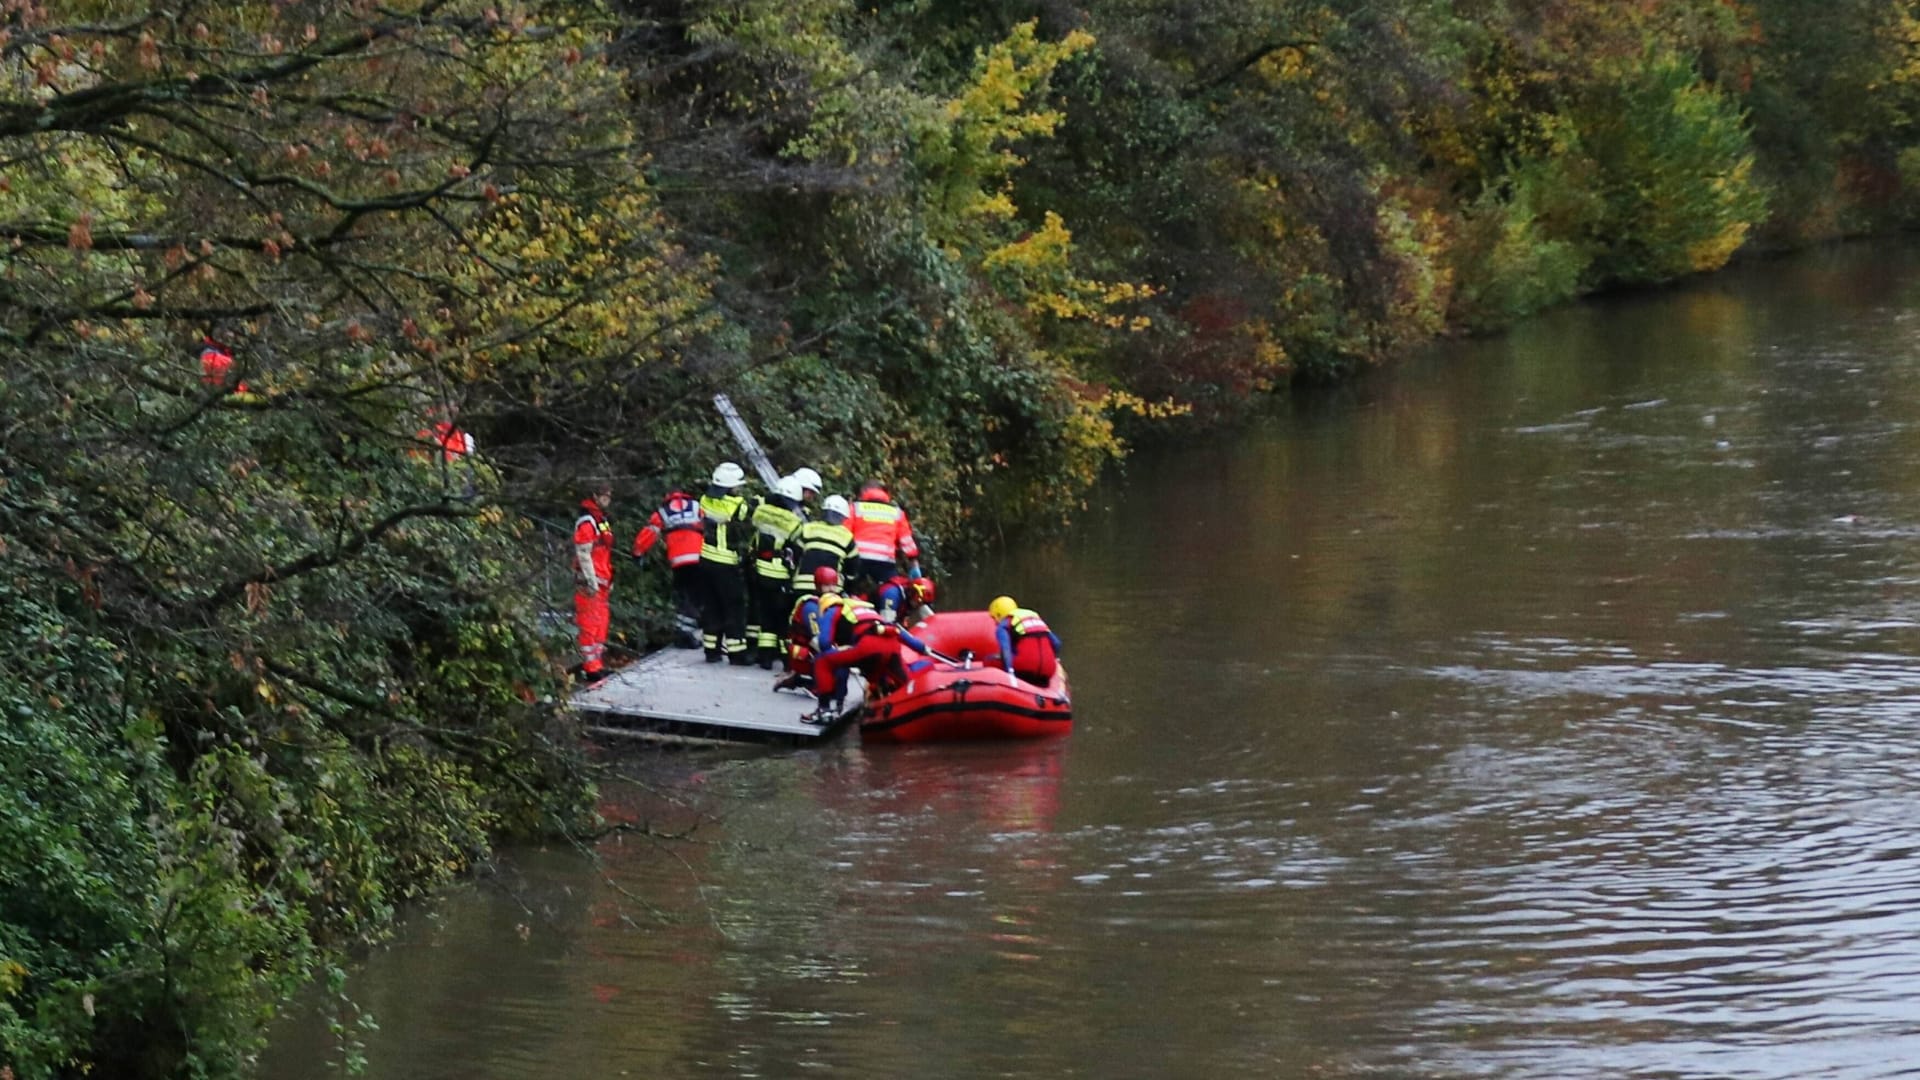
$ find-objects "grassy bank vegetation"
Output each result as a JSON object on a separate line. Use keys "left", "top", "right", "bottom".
{"left": 5, "top": 0, "right": 1918, "bottom": 1074}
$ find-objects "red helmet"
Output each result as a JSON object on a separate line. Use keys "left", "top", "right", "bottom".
{"left": 911, "top": 577, "right": 935, "bottom": 605}
{"left": 813, "top": 566, "right": 840, "bottom": 589}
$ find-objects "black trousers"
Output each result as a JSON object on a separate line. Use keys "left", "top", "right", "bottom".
{"left": 848, "top": 558, "right": 897, "bottom": 594}
{"left": 747, "top": 574, "right": 790, "bottom": 656}
{"left": 694, "top": 560, "right": 747, "bottom": 657}
{"left": 669, "top": 564, "right": 702, "bottom": 645}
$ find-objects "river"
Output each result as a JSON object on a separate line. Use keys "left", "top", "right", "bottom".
{"left": 266, "top": 242, "right": 1920, "bottom": 1078}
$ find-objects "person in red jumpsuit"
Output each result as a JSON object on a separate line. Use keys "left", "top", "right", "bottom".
{"left": 773, "top": 565, "right": 841, "bottom": 693}
{"left": 572, "top": 484, "right": 616, "bottom": 684}
{"left": 988, "top": 595, "right": 1060, "bottom": 687}
{"left": 804, "top": 593, "right": 930, "bottom": 724}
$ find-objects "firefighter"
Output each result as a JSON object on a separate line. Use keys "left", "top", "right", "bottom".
{"left": 804, "top": 591, "right": 931, "bottom": 725}
{"left": 773, "top": 565, "right": 841, "bottom": 693}
{"left": 571, "top": 484, "right": 616, "bottom": 685}
{"left": 791, "top": 467, "right": 824, "bottom": 508}
{"left": 695, "top": 462, "right": 754, "bottom": 664}
{"left": 788, "top": 493, "right": 855, "bottom": 596}
{"left": 872, "top": 574, "right": 936, "bottom": 626}
{"left": 847, "top": 480, "right": 920, "bottom": 588}
{"left": 988, "top": 595, "right": 1061, "bottom": 687}
{"left": 746, "top": 474, "right": 807, "bottom": 668}
{"left": 631, "top": 485, "right": 704, "bottom": 648}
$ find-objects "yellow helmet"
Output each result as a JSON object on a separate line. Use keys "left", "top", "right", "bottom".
{"left": 988, "top": 595, "right": 1018, "bottom": 620}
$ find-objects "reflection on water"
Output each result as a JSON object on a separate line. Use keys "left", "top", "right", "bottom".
{"left": 268, "top": 243, "right": 1920, "bottom": 1078}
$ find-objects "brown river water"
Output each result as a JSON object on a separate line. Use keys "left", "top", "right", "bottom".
{"left": 267, "top": 242, "right": 1920, "bottom": 1078}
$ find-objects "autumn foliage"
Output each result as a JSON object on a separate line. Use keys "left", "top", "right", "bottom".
{"left": 7, "top": 0, "right": 1920, "bottom": 1075}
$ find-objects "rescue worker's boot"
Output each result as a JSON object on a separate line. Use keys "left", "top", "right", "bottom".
{"left": 801, "top": 689, "right": 845, "bottom": 725}
{"left": 703, "top": 632, "right": 723, "bottom": 663}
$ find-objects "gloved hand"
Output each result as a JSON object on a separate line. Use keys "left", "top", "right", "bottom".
{"left": 906, "top": 562, "right": 922, "bottom": 578}
{"left": 582, "top": 574, "right": 602, "bottom": 595}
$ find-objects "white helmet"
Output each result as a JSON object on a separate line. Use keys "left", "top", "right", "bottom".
{"left": 822, "top": 494, "right": 850, "bottom": 518}
{"left": 711, "top": 461, "right": 746, "bottom": 488}
{"left": 775, "top": 475, "right": 804, "bottom": 501}
{"left": 792, "top": 467, "right": 823, "bottom": 495}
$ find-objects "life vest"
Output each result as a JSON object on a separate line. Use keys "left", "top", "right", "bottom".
{"left": 790, "top": 519, "right": 854, "bottom": 592}
{"left": 788, "top": 593, "right": 825, "bottom": 646}
{"left": 750, "top": 497, "right": 805, "bottom": 580}
{"left": 699, "top": 491, "right": 750, "bottom": 565}
{"left": 634, "top": 491, "right": 702, "bottom": 568}
{"left": 1005, "top": 608, "right": 1051, "bottom": 638}
{"left": 831, "top": 597, "right": 886, "bottom": 646}
{"left": 573, "top": 498, "right": 614, "bottom": 589}
{"left": 848, "top": 490, "right": 918, "bottom": 564}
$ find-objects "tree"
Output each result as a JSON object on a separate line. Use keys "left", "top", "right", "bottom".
{"left": 2, "top": 2, "right": 707, "bottom": 1074}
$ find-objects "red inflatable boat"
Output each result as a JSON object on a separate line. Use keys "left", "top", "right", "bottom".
{"left": 859, "top": 611, "right": 1073, "bottom": 743}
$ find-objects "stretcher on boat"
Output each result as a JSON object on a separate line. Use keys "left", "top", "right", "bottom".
{"left": 859, "top": 610, "right": 1073, "bottom": 743}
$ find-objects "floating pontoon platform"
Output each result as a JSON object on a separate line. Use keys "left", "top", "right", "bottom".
{"left": 570, "top": 646, "right": 861, "bottom": 745}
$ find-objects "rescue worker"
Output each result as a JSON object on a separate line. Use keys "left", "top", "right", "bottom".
{"left": 872, "top": 574, "right": 936, "bottom": 626}
{"left": 746, "top": 474, "right": 807, "bottom": 668}
{"left": 847, "top": 479, "right": 920, "bottom": 588}
{"left": 791, "top": 467, "right": 824, "bottom": 508}
{"left": 988, "top": 595, "right": 1061, "bottom": 688}
{"left": 695, "top": 462, "right": 754, "bottom": 664}
{"left": 773, "top": 564, "right": 841, "bottom": 693}
{"left": 572, "top": 484, "right": 616, "bottom": 685}
{"left": 413, "top": 404, "right": 477, "bottom": 496}
{"left": 421, "top": 416, "right": 474, "bottom": 461}
{"left": 631, "top": 485, "right": 704, "bottom": 648}
{"left": 198, "top": 336, "right": 248, "bottom": 394}
{"left": 787, "top": 493, "right": 855, "bottom": 596}
{"left": 804, "top": 591, "right": 932, "bottom": 725}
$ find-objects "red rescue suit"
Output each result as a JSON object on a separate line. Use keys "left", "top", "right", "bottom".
{"left": 996, "top": 608, "right": 1059, "bottom": 687}
{"left": 784, "top": 593, "right": 828, "bottom": 679}
{"left": 573, "top": 497, "right": 615, "bottom": 675}
{"left": 199, "top": 339, "right": 248, "bottom": 393}
{"left": 428, "top": 421, "right": 474, "bottom": 461}
{"left": 813, "top": 599, "right": 916, "bottom": 701}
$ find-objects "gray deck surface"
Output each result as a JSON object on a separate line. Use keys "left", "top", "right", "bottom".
{"left": 570, "top": 646, "right": 863, "bottom": 741}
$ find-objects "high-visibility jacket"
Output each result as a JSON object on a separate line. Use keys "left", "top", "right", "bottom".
{"left": 750, "top": 497, "right": 805, "bottom": 580}
{"left": 573, "top": 498, "right": 614, "bottom": 590}
{"left": 788, "top": 519, "right": 854, "bottom": 592}
{"left": 699, "top": 491, "right": 751, "bottom": 566}
{"left": 633, "top": 490, "right": 702, "bottom": 568}
{"left": 1003, "top": 608, "right": 1052, "bottom": 639}
{"left": 848, "top": 491, "right": 918, "bottom": 565}
{"left": 415, "top": 420, "right": 474, "bottom": 462}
